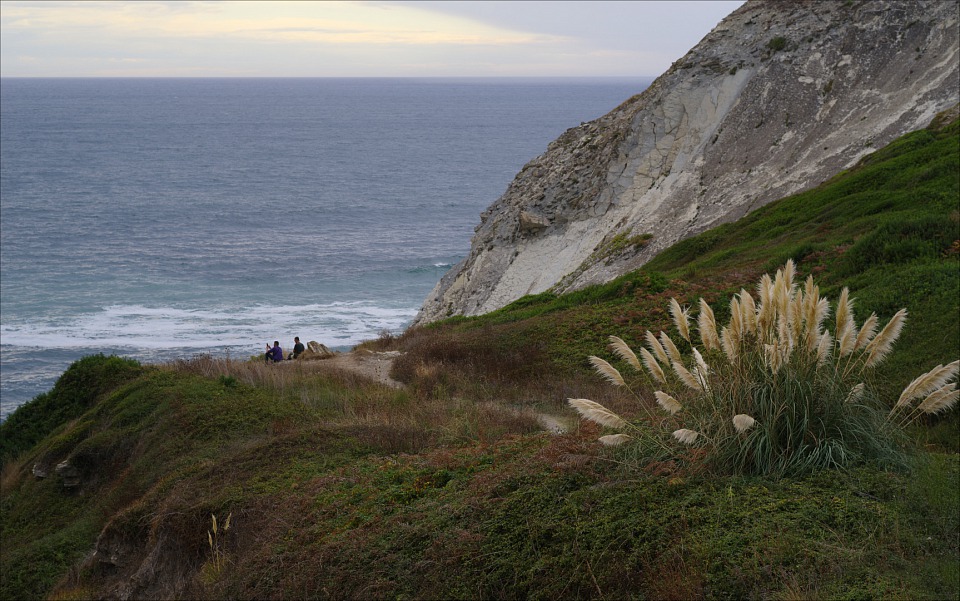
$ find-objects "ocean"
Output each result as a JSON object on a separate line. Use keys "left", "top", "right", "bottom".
{"left": 0, "top": 77, "right": 650, "bottom": 421}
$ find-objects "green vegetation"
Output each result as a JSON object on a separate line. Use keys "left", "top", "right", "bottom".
{"left": 572, "top": 264, "right": 955, "bottom": 477}
{"left": 1, "top": 114, "right": 957, "bottom": 600}
{"left": 767, "top": 36, "right": 788, "bottom": 52}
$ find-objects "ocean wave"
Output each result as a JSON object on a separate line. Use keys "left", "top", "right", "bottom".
{"left": 0, "top": 301, "right": 418, "bottom": 351}
{"left": 405, "top": 263, "right": 453, "bottom": 274}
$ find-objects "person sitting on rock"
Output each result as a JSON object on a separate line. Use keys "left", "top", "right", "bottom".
{"left": 264, "top": 341, "right": 283, "bottom": 363}
{"left": 289, "top": 336, "right": 305, "bottom": 360}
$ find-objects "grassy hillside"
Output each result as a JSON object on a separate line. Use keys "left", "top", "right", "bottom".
{"left": 1, "top": 112, "right": 957, "bottom": 600}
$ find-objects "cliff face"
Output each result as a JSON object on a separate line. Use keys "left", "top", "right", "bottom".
{"left": 415, "top": 0, "right": 959, "bottom": 324}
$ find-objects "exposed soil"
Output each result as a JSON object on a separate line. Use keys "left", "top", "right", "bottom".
{"left": 299, "top": 350, "right": 404, "bottom": 388}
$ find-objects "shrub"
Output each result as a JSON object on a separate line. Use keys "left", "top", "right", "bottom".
{"left": 569, "top": 260, "right": 958, "bottom": 477}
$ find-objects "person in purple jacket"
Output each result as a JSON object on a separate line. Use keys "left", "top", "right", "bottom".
{"left": 264, "top": 341, "right": 283, "bottom": 363}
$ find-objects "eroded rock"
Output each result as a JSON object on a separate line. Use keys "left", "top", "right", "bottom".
{"left": 415, "top": 0, "right": 959, "bottom": 324}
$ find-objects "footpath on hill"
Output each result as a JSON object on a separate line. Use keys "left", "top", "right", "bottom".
{"left": 301, "top": 349, "right": 570, "bottom": 433}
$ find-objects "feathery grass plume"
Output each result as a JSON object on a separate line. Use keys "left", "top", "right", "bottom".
{"left": 845, "top": 383, "right": 865, "bottom": 403}
{"left": 670, "top": 298, "right": 692, "bottom": 342}
{"left": 639, "top": 347, "right": 667, "bottom": 383}
{"left": 773, "top": 271, "right": 791, "bottom": 324}
{"left": 646, "top": 330, "right": 671, "bottom": 365}
{"left": 720, "top": 326, "right": 738, "bottom": 362}
{"left": 654, "top": 391, "right": 682, "bottom": 415}
{"left": 789, "top": 290, "right": 805, "bottom": 344}
{"left": 692, "top": 348, "right": 710, "bottom": 389}
{"left": 864, "top": 309, "right": 907, "bottom": 367}
{"left": 589, "top": 356, "right": 625, "bottom": 386}
{"left": 739, "top": 289, "right": 758, "bottom": 335}
{"left": 783, "top": 258, "right": 796, "bottom": 290}
{"left": 672, "top": 360, "right": 704, "bottom": 391}
{"left": 728, "top": 297, "right": 744, "bottom": 341}
{"left": 777, "top": 314, "right": 795, "bottom": 362}
{"left": 756, "top": 273, "right": 774, "bottom": 330}
{"left": 698, "top": 298, "right": 721, "bottom": 351}
{"left": 765, "top": 342, "right": 784, "bottom": 374}
{"left": 895, "top": 360, "right": 959, "bottom": 409}
{"left": 805, "top": 297, "right": 830, "bottom": 354}
{"left": 660, "top": 332, "right": 683, "bottom": 364}
{"left": 816, "top": 332, "right": 833, "bottom": 365}
{"left": 836, "top": 288, "right": 857, "bottom": 356}
{"left": 609, "top": 336, "right": 642, "bottom": 371}
{"left": 599, "top": 433, "right": 633, "bottom": 446}
{"left": 918, "top": 385, "right": 959, "bottom": 415}
{"left": 838, "top": 325, "right": 857, "bottom": 358}
{"left": 672, "top": 429, "right": 699, "bottom": 445}
{"left": 732, "top": 414, "right": 756, "bottom": 433}
{"left": 854, "top": 313, "right": 879, "bottom": 351}
{"left": 568, "top": 398, "right": 628, "bottom": 429}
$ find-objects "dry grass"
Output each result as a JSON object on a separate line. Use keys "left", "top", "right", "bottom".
{"left": 165, "top": 354, "right": 546, "bottom": 453}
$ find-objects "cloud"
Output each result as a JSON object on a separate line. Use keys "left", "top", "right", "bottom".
{"left": 0, "top": 0, "right": 744, "bottom": 77}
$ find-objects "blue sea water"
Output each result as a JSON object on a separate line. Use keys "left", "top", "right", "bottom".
{"left": 0, "top": 77, "right": 650, "bottom": 420}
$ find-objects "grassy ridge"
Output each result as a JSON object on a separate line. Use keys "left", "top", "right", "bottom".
{"left": 0, "top": 114, "right": 957, "bottom": 599}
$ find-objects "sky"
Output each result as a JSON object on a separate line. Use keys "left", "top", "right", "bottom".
{"left": 0, "top": 1, "right": 746, "bottom": 78}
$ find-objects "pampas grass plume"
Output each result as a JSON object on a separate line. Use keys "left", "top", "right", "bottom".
{"left": 918, "top": 385, "right": 959, "bottom": 415}
{"left": 609, "top": 336, "right": 642, "bottom": 371}
{"left": 660, "top": 332, "right": 683, "bottom": 364}
{"left": 568, "top": 398, "right": 628, "bottom": 429}
{"left": 672, "top": 429, "right": 699, "bottom": 445}
{"left": 599, "top": 433, "right": 633, "bottom": 446}
{"left": 639, "top": 347, "right": 667, "bottom": 383}
{"left": 864, "top": 309, "right": 907, "bottom": 367}
{"left": 589, "top": 356, "right": 625, "bottom": 386}
{"left": 732, "top": 414, "right": 756, "bottom": 433}
{"left": 896, "top": 360, "right": 959, "bottom": 409}
{"left": 646, "top": 330, "right": 671, "bottom": 365}
{"left": 854, "top": 313, "right": 879, "bottom": 351}
{"left": 698, "top": 298, "right": 721, "bottom": 351}
{"left": 670, "top": 298, "right": 692, "bottom": 342}
{"left": 655, "top": 391, "right": 682, "bottom": 415}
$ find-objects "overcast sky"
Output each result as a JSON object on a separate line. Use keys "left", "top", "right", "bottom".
{"left": 1, "top": 1, "right": 746, "bottom": 77}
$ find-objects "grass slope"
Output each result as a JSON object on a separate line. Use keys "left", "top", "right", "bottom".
{"left": 1, "top": 113, "right": 957, "bottom": 600}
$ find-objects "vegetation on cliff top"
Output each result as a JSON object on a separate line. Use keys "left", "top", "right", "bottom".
{"left": 1, "top": 114, "right": 957, "bottom": 600}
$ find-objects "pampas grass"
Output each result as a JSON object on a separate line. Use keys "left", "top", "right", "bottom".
{"left": 672, "top": 429, "right": 699, "bottom": 445}
{"left": 589, "top": 356, "right": 625, "bottom": 387}
{"left": 609, "top": 336, "right": 642, "bottom": 371}
{"left": 599, "top": 434, "right": 633, "bottom": 446}
{"left": 566, "top": 260, "right": 956, "bottom": 477}
{"left": 568, "top": 398, "right": 628, "bottom": 429}
{"left": 732, "top": 414, "right": 756, "bottom": 433}
{"left": 654, "top": 391, "right": 682, "bottom": 415}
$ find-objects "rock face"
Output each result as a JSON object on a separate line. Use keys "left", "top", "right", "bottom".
{"left": 415, "top": 0, "right": 959, "bottom": 324}
{"left": 297, "top": 341, "right": 336, "bottom": 360}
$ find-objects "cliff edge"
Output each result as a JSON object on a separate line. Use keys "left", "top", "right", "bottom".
{"left": 415, "top": 0, "right": 959, "bottom": 324}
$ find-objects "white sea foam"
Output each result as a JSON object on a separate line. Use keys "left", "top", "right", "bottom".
{"left": 0, "top": 301, "right": 417, "bottom": 351}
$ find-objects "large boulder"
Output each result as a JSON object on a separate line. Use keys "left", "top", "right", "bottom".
{"left": 297, "top": 341, "right": 336, "bottom": 361}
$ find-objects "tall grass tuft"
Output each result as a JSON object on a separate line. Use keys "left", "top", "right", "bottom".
{"left": 568, "top": 260, "right": 958, "bottom": 477}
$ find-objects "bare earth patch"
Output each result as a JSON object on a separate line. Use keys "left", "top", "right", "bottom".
{"left": 299, "top": 350, "right": 404, "bottom": 388}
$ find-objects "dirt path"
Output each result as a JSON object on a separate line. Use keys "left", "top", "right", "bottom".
{"left": 304, "top": 350, "right": 570, "bottom": 434}
{"left": 311, "top": 350, "right": 404, "bottom": 388}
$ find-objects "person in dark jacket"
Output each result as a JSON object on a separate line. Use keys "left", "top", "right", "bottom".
{"left": 289, "top": 336, "right": 305, "bottom": 360}
{"left": 265, "top": 341, "right": 283, "bottom": 363}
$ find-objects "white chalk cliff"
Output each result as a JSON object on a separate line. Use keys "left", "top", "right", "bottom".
{"left": 415, "top": 0, "right": 959, "bottom": 324}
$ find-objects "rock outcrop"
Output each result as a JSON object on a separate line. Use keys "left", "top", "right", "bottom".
{"left": 415, "top": 0, "right": 959, "bottom": 324}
